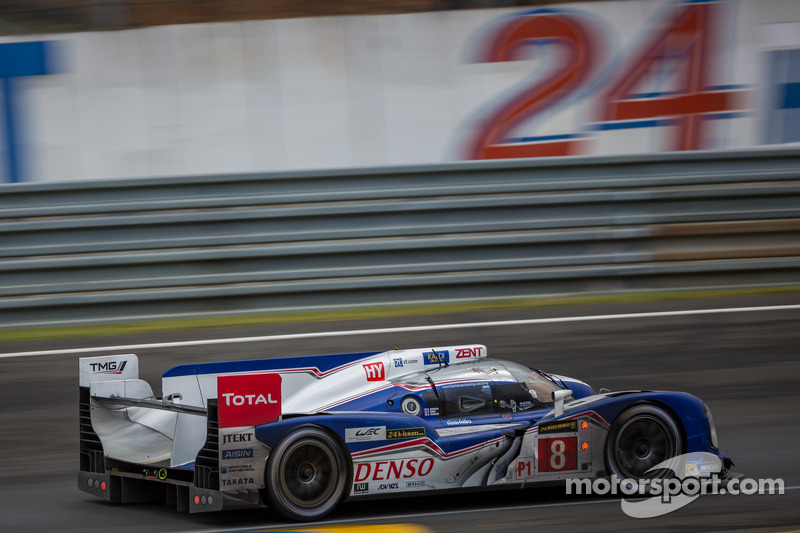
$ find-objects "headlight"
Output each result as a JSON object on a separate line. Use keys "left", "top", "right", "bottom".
{"left": 703, "top": 402, "right": 718, "bottom": 448}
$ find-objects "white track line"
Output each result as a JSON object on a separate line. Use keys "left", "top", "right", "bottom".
{"left": 2, "top": 304, "right": 799, "bottom": 360}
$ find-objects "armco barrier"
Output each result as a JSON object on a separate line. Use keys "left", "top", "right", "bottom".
{"left": 1, "top": 148, "right": 799, "bottom": 329}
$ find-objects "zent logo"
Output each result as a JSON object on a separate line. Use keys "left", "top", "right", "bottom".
{"left": 455, "top": 346, "right": 483, "bottom": 359}
{"left": 217, "top": 373, "right": 282, "bottom": 428}
{"left": 363, "top": 362, "right": 385, "bottom": 381}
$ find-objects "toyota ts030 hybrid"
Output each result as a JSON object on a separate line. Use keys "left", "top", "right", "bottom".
{"left": 79, "top": 345, "right": 731, "bottom": 520}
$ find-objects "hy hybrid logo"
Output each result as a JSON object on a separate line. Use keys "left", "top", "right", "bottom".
{"left": 363, "top": 362, "right": 385, "bottom": 381}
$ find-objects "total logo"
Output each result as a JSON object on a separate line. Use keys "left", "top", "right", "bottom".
{"left": 217, "top": 373, "right": 282, "bottom": 428}
{"left": 221, "top": 392, "right": 277, "bottom": 406}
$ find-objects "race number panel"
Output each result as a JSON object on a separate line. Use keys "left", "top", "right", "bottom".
{"left": 537, "top": 436, "right": 578, "bottom": 473}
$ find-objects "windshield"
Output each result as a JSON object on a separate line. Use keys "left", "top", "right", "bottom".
{"left": 497, "top": 360, "right": 563, "bottom": 404}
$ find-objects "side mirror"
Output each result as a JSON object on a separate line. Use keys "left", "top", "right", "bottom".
{"left": 552, "top": 389, "right": 572, "bottom": 417}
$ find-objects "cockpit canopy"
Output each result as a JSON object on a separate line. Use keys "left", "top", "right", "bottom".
{"left": 394, "top": 358, "right": 565, "bottom": 417}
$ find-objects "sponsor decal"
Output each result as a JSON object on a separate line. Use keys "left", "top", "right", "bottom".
{"left": 217, "top": 373, "right": 281, "bottom": 428}
{"left": 222, "top": 433, "right": 253, "bottom": 444}
{"left": 423, "top": 407, "right": 440, "bottom": 416}
{"left": 345, "top": 426, "right": 387, "bottom": 443}
{"left": 455, "top": 346, "right": 484, "bottom": 359}
{"left": 379, "top": 483, "right": 399, "bottom": 490}
{"left": 354, "top": 458, "right": 435, "bottom": 482}
{"left": 406, "top": 480, "right": 425, "bottom": 488}
{"left": 394, "top": 358, "right": 421, "bottom": 368}
{"left": 423, "top": 350, "right": 449, "bottom": 365}
{"left": 89, "top": 360, "right": 127, "bottom": 374}
{"left": 386, "top": 427, "right": 425, "bottom": 440}
{"left": 441, "top": 381, "right": 489, "bottom": 390}
{"left": 221, "top": 477, "right": 255, "bottom": 487}
{"left": 538, "top": 420, "right": 578, "bottom": 434}
{"left": 444, "top": 419, "right": 472, "bottom": 426}
{"left": 221, "top": 464, "right": 255, "bottom": 474}
{"left": 353, "top": 482, "right": 369, "bottom": 494}
{"left": 394, "top": 358, "right": 404, "bottom": 368}
{"left": 516, "top": 458, "right": 534, "bottom": 480}
{"left": 222, "top": 448, "right": 254, "bottom": 460}
{"left": 363, "top": 362, "right": 385, "bottom": 382}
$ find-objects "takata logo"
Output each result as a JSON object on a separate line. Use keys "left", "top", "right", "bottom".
{"left": 90, "top": 361, "right": 127, "bottom": 374}
{"left": 363, "top": 362, "right": 385, "bottom": 381}
{"left": 217, "top": 373, "right": 282, "bottom": 428}
{"left": 455, "top": 346, "right": 483, "bottom": 359}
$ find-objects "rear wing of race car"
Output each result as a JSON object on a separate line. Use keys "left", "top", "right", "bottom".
{"left": 78, "top": 354, "right": 265, "bottom": 512}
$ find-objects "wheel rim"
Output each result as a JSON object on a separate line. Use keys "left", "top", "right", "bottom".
{"left": 277, "top": 438, "right": 339, "bottom": 509}
{"left": 612, "top": 413, "right": 678, "bottom": 479}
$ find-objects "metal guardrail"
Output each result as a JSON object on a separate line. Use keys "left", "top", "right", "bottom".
{"left": 1, "top": 148, "right": 799, "bottom": 329}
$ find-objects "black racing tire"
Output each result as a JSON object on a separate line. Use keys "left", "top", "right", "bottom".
{"left": 605, "top": 404, "right": 682, "bottom": 481}
{"left": 263, "top": 426, "right": 349, "bottom": 521}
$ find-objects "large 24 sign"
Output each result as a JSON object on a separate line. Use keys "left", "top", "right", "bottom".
{"left": 464, "top": 0, "right": 752, "bottom": 160}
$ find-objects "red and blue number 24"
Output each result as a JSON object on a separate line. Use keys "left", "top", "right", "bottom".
{"left": 463, "top": 0, "right": 752, "bottom": 160}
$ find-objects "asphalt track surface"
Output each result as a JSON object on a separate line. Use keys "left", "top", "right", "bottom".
{"left": 1, "top": 294, "right": 799, "bottom": 533}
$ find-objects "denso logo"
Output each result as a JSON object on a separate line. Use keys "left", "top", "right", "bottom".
{"left": 363, "top": 362, "right": 385, "bottom": 381}
{"left": 354, "top": 458, "right": 435, "bottom": 482}
{"left": 455, "top": 346, "right": 483, "bottom": 359}
{"left": 217, "top": 373, "right": 282, "bottom": 428}
{"left": 90, "top": 361, "right": 127, "bottom": 374}
{"left": 221, "top": 392, "right": 278, "bottom": 406}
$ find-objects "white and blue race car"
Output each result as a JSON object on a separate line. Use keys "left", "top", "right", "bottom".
{"left": 79, "top": 344, "right": 730, "bottom": 520}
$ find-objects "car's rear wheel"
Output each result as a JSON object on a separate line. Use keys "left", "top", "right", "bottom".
{"left": 605, "top": 404, "right": 682, "bottom": 480}
{"left": 264, "top": 426, "right": 348, "bottom": 521}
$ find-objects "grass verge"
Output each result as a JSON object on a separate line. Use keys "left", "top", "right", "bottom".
{"left": 1, "top": 285, "right": 799, "bottom": 343}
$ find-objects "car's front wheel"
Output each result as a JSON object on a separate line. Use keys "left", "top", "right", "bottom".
{"left": 263, "top": 426, "right": 349, "bottom": 521}
{"left": 605, "top": 404, "right": 682, "bottom": 480}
